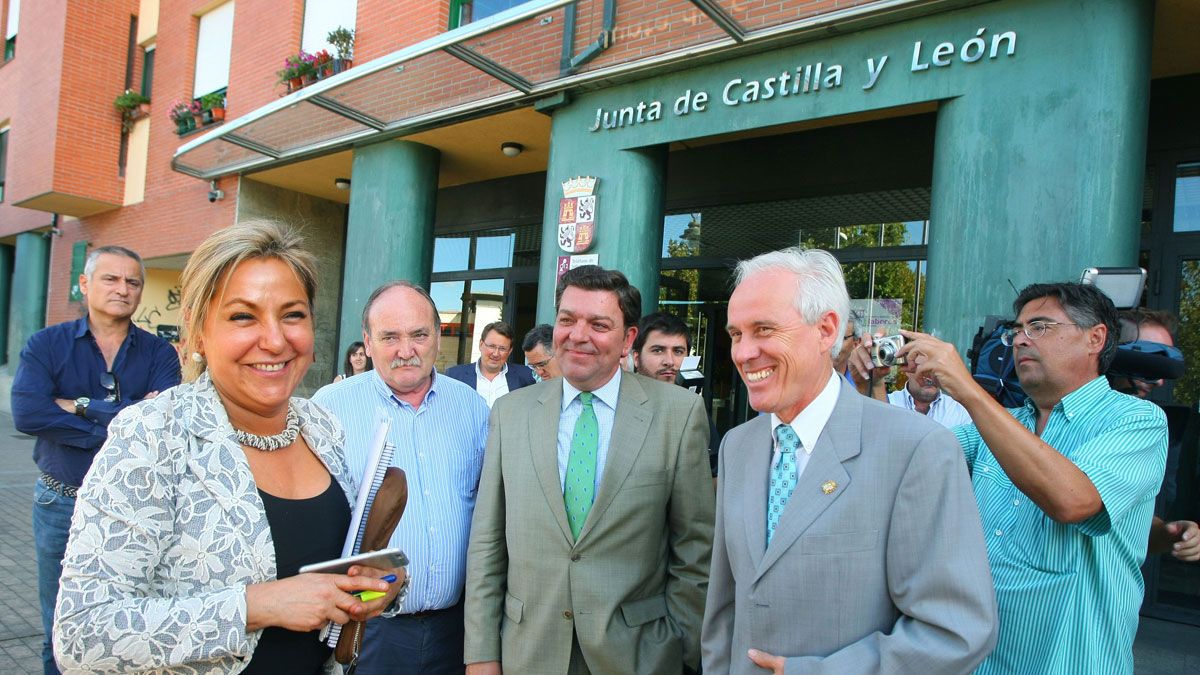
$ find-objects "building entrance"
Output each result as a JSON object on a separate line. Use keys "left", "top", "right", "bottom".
{"left": 1141, "top": 154, "right": 1200, "bottom": 625}
{"left": 431, "top": 223, "right": 540, "bottom": 372}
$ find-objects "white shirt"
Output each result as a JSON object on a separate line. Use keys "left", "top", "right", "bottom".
{"left": 887, "top": 386, "right": 973, "bottom": 428}
{"left": 475, "top": 361, "right": 510, "bottom": 408}
{"left": 557, "top": 368, "right": 622, "bottom": 492}
{"left": 769, "top": 370, "right": 841, "bottom": 481}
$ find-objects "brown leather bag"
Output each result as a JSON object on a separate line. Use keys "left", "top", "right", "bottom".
{"left": 335, "top": 467, "right": 409, "bottom": 665}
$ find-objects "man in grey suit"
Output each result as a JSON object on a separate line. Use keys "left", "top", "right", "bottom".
{"left": 465, "top": 265, "right": 715, "bottom": 674}
{"left": 702, "top": 247, "right": 997, "bottom": 674}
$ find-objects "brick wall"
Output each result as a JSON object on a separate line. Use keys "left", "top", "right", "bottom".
{"left": 0, "top": 0, "right": 69, "bottom": 237}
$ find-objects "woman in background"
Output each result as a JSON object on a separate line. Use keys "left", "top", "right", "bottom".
{"left": 334, "top": 341, "right": 372, "bottom": 382}
{"left": 54, "top": 220, "right": 405, "bottom": 674}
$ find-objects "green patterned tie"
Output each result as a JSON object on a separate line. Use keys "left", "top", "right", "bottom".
{"left": 564, "top": 392, "right": 598, "bottom": 540}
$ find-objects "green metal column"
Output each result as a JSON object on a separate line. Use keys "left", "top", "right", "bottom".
{"left": 924, "top": 0, "right": 1154, "bottom": 350}
{"left": 536, "top": 137, "right": 667, "bottom": 323}
{"left": 0, "top": 244, "right": 13, "bottom": 364}
{"left": 339, "top": 140, "right": 441, "bottom": 347}
{"left": 7, "top": 233, "right": 50, "bottom": 375}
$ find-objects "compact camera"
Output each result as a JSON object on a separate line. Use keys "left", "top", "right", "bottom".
{"left": 871, "top": 335, "right": 906, "bottom": 368}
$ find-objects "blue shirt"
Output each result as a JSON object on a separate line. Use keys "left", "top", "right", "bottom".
{"left": 954, "top": 377, "right": 1167, "bottom": 675}
{"left": 312, "top": 370, "right": 489, "bottom": 613}
{"left": 557, "top": 368, "right": 621, "bottom": 492}
{"left": 11, "top": 317, "right": 182, "bottom": 487}
{"left": 887, "top": 386, "right": 973, "bottom": 428}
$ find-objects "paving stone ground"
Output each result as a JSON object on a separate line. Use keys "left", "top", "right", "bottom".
{"left": 0, "top": 412, "right": 46, "bottom": 673}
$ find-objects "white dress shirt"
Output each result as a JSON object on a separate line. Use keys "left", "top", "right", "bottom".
{"left": 475, "top": 361, "right": 510, "bottom": 408}
{"left": 769, "top": 370, "right": 841, "bottom": 481}
{"left": 887, "top": 385, "right": 973, "bottom": 428}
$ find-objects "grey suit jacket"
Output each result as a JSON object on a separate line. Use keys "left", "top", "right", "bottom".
{"left": 465, "top": 372, "right": 715, "bottom": 674}
{"left": 702, "top": 381, "right": 998, "bottom": 674}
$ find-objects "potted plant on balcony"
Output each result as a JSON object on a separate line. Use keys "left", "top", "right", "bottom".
{"left": 168, "top": 100, "right": 194, "bottom": 135}
{"left": 276, "top": 53, "right": 314, "bottom": 93}
{"left": 312, "top": 50, "right": 333, "bottom": 79}
{"left": 189, "top": 99, "right": 204, "bottom": 128}
{"left": 327, "top": 26, "right": 354, "bottom": 74}
{"left": 200, "top": 92, "right": 226, "bottom": 122}
{"left": 114, "top": 89, "right": 151, "bottom": 132}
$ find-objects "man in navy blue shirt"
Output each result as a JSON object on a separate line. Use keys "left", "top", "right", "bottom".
{"left": 11, "top": 245, "right": 181, "bottom": 675}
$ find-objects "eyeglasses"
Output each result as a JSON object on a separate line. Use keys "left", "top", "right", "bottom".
{"left": 482, "top": 342, "right": 512, "bottom": 354}
{"left": 1000, "top": 320, "right": 1079, "bottom": 346}
{"left": 100, "top": 371, "right": 120, "bottom": 403}
{"left": 528, "top": 356, "right": 553, "bottom": 370}
{"left": 842, "top": 333, "right": 857, "bottom": 341}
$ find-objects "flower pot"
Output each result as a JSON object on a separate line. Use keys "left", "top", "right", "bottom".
{"left": 333, "top": 58, "right": 353, "bottom": 74}
{"left": 303, "top": 72, "right": 317, "bottom": 86}
{"left": 290, "top": 77, "right": 303, "bottom": 92}
{"left": 209, "top": 107, "right": 225, "bottom": 121}
{"left": 192, "top": 113, "right": 204, "bottom": 128}
{"left": 201, "top": 109, "right": 213, "bottom": 124}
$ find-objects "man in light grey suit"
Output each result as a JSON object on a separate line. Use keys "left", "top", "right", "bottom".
{"left": 465, "top": 265, "right": 715, "bottom": 674}
{"left": 702, "top": 247, "right": 997, "bottom": 674}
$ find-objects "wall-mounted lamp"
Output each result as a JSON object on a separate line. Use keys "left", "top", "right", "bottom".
{"left": 334, "top": 177, "right": 352, "bottom": 190}
{"left": 500, "top": 142, "right": 524, "bottom": 158}
{"left": 207, "top": 180, "right": 225, "bottom": 203}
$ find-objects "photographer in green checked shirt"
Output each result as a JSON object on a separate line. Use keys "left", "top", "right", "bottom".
{"left": 892, "top": 282, "right": 1167, "bottom": 675}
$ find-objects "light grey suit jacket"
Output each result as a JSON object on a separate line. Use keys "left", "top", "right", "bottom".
{"left": 465, "top": 372, "right": 715, "bottom": 674}
{"left": 702, "top": 381, "right": 998, "bottom": 674}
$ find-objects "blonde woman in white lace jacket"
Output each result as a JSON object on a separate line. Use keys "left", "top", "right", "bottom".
{"left": 53, "top": 221, "right": 406, "bottom": 674}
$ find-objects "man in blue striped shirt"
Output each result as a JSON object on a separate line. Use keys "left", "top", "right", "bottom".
{"left": 313, "top": 281, "right": 490, "bottom": 675}
{"left": 899, "top": 282, "right": 1168, "bottom": 674}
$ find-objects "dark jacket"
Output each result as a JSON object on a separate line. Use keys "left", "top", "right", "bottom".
{"left": 444, "top": 361, "right": 536, "bottom": 394}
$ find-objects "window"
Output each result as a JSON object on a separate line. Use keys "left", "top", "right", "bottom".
{"left": 141, "top": 45, "right": 155, "bottom": 99}
{"left": 449, "top": 0, "right": 525, "bottom": 29}
{"left": 4, "top": 0, "right": 18, "bottom": 61}
{"left": 301, "top": 0, "right": 357, "bottom": 55}
{"left": 0, "top": 127, "right": 7, "bottom": 202}
{"left": 1172, "top": 162, "right": 1200, "bottom": 233}
{"left": 193, "top": 2, "right": 234, "bottom": 99}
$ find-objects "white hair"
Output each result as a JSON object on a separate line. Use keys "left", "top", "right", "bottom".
{"left": 83, "top": 246, "right": 145, "bottom": 282}
{"left": 733, "top": 247, "right": 851, "bottom": 357}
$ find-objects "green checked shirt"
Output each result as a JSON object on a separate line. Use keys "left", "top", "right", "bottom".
{"left": 954, "top": 377, "right": 1168, "bottom": 675}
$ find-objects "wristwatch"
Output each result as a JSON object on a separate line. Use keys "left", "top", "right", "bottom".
{"left": 74, "top": 397, "right": 90, "bottom": 417}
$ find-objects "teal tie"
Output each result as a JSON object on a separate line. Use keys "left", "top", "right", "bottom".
{"left": 767, "top": 424, "right": 801, "bottom": 545}
{"left": 564, "top": 392, "right": 599, "bottom": 540}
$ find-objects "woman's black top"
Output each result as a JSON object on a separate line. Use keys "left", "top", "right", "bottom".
{"left": 242, "top": 477, "right": 351, "bottom": 675}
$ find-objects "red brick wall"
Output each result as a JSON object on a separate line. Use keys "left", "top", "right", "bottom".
{"left": 0, "top": 0, "right": 68, "bottom": 237}
{"left": 228, "top": 0, "right": 304, "bottom": 115}
{"left": 355, "top": 0, "right": 447, "bottom": 63}
{"left": 52, "top": 0, "right": 140, "bottom": 206}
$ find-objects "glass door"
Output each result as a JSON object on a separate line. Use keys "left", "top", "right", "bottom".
{"left": 430, "top": 224, "right": 541, "bottom": 371}
{"left": 1140, "top": 156, "right": 1200, "bottom": 625}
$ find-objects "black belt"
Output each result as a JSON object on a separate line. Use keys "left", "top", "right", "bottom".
{"left": 40, "top": 473, "right": 79, "bottom": 499}
{"left": 404, "top": 603, "right": 462, "bottom": 619}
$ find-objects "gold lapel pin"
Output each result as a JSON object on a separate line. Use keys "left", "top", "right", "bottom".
{"left": 821, "top": 480, "right": 838, "bottom": 495}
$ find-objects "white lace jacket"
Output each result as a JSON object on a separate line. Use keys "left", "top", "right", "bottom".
{"left": 53, "top": 373, "right": 356, "bottom": 674}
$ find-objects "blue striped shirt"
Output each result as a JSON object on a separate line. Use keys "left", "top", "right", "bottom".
{"left": 557, "top": 368, "right": 621, "bottom": 491}
{"left": 954, "top": 376, "right": 1167, "bottom": 675}
{"left": 312, "top": 370, "right": 490, "bottom": 612}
